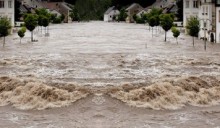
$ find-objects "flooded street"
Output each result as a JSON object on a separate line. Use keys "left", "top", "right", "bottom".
{"left": 0, "top": 22, "right": 220, "bottom": 127}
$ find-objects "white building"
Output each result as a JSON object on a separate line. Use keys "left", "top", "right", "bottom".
{"left": 216, "top": 1, "right": 220, "bottom": 43}
{"left": 183, "top": 0, "right": 220, "bottom": 43}
{"left": 104, "top": 6, "right": 119, "bottom": 22}
{"left": 198, "top": 0, "right": 215, "bottom": 41}
{"left": 0, "top": 0, "right": 15, "bottom": 26}
{"left": 183, "top": 0, "right": 200, "bottom": 27}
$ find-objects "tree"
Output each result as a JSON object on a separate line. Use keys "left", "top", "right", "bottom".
{"left": 75, "top": 0, "right": 111, "bottom": 20}
{"left": 148, "top": 16, "right": 156, "bottom": 37}
{"left": 60, "top": 14, "right": 65, "bottom": 22}
{"left": 42, "top": 16, "right": 50, "bottom": 35}
{"left": 17, "top": 27, "right": 26, "bottom": 43}
{"left": 0, "top": 17, "right": 11, "bottom": 47}
{"left": 35, "top": 8, "right": 51, "bottom": 33}
{"left": 70, "top": 7, "right": 80, "bottom": 21}
{"left": 24, "top": 14, "right": 38, "bottom": 42}
{"left": 186, "top": 16, "right": 200, "bottom": 47}
{"left": 117, "top": 8, "right": 128, "bottom": 21}
{"left": 160, "top": 14, "right": 174, "bottom": 42}
{"left": 147, "top": 8, "right": 162, "bottom": 33}
{"left": 171, "top": 27, "right": 180, "bottom": 44}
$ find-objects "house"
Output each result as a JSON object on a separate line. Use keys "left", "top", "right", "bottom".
{"left": 0, "top": 0, "right": 15, "bottom": 26}
{"left": 104, "top": 6, "right": 119, "bottom": 22}
{"left": 21, "top": 0, "right": 44, "bottom": 8}
{"left": 19, "top": 0, "right": 72, "bottom": 23}
{"left": 125, "top": 3, "right": 143, "bottom": 23}
{"left": 40, "top": 2, "right": 72, "bottom": 23}
{"left": 136, "top": 9, "right": 147, "bottom": 17}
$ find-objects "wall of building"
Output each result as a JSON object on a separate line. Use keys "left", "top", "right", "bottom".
{"left": 216, "top": 7, "right": 220, "bottom": 43}
{"left": 183, "top": 0, "right": 200, "bottom": 27}
{"left": 0, "top": 0, "right": 15, "bottom": 26}
{"left": 198, "top": 0, "right": 215, "bottom": 41}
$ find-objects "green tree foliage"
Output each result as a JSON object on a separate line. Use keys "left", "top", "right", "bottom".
{"left": 52, "top": 17, "right": 62, "bottom": 24}
{"left": 75, "top": 0, "right": 111, "bottom": 21}
{"left": 148, "top": 16, "right": 156, "bottom": 37}
{"left": 17, "top": 27, "right": 26, "bottom": 43}
{"left": 146, "top": 8, "right": 162, "bottom": 35}
{"left": 24, "top": 14, "right": 38, "bottom": 42}
{"left": 60, "top": 14, "right": 65, "bottom": 21}
{"left": 171, "top": 27, "right": 180, "bottom": 44}
{"left": 70, "top": 7, "right": 80, "bottom": 21}
{"left": 147, "top": 8, "right": 162, "bottom": 26}
{"left": 160, "top": 14, "right": 174, "bottom": 42}
{"left": 133, "top": 13, "right": 147, "bottom": 24}
{"left": 0, "top": 17, "right": 11, "bottom": 47}
{"left": 117, "top": 8, "right": 128, "bottom": 21}
{"left": 186, "top": 16, "right": 200, "bottom": 47}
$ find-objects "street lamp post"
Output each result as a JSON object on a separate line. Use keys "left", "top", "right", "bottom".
{"left": 200, "top": 19, "right": 211, "bottom": 51}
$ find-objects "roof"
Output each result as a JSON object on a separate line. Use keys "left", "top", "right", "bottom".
{"left": 105, "top": 6, "right": 115, "bottom": 14}
{"left": 60, "top": 2, "right": 72, "bottom": 10}
{"left": 126, "top": 3, "right": 143, "bottom": 11}
{"left": 20, "top": 5, "right": 28, "bottom": 13}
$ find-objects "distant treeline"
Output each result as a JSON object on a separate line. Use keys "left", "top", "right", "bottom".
{"left": 64, "top": 0, "right": 155, "bottom": 8}
{"left": 50, "top": 0, "right": 156, "bottom": 20}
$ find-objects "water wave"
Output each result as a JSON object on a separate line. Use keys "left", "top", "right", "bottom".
{"left": 0, "top": 76, "right": 89, "bottom": 110}
{"left": 109, "top": 76, "right": 220, "bottom": 110}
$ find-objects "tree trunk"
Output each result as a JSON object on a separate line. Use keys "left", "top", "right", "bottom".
{"left": 165, "top": 31, "right": 167, "bottom": 42}
{"left": 193, "top": 37, "right": 194, "bottom": 47}
{"left": 3, "top": 37, "right": 5, "bottom": 47}
{"left": 176, "top": 38, "right": 178, "bottom": 44}
{"left": 20, "top": 38, "right": 21, "bottom": 44}
{"left": 31, "top": 31, "right": 33, "bottom": 42}
{"left": 152, "top": 27, "right": 153, "bottom": 37}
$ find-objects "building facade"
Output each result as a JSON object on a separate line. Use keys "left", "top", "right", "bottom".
{"left": 183, "top": 0, "right": 200, "bottom": 27}
{"left": 216, "top": 0, "right": 220, "bottom": 43}
{"left": 0, "top": 0, "right": 14, "bottom": 26}
{"left": 183, "top": 0, "right": 220, "bottom": 43}
{"left": 198, "top": 0, "right": 215, "bottom": 41}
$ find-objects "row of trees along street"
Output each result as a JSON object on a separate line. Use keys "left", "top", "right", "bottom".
{"left": 0, "top": 8, "right": 201, "bottom": 49}
{"left": 131, "top": 8, "right": 200, "bottom": 47}
{"left": 0, "top": 8, "right": 66, "bottom": 47}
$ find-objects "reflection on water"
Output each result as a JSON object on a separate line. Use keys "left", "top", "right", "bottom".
{"left": 1, "top": 22, "right": 220, "bottom": 127}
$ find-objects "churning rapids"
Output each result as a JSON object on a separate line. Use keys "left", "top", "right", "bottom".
{"left": 1, "top": 22, "right": 220, "bottom": 127}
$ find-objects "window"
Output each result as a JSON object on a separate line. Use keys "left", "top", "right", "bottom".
{"left": 193, "top": 0, "right": 198, "bottom": 8}
{"left": 0, "top": 1, "right": 4, "bottom": 8}
{"left": 204, "top": 22, "right": 206, "bottom": 28}
{"left": 8, "top": 1, "right": 12, "bottom": 8}
{"left": 186, "top": 0, "right": 189, "bottom": 8}
{"left": 206, "top": 6, "right": 208, "bottom": 15}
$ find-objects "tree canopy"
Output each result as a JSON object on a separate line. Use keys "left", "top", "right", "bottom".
{"left": 24, "top": 14, "right": 38, "bottom": 41}
{"left": 186, "top": 16, "right": 200, "bottom": 46}
{"left": 0, "top": 17, "right": 11, "bottom": 47}
{"left": 160, "top": 14, "right": 174, "bottom": 42}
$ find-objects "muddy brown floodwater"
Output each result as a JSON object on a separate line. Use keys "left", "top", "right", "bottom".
{"left": 0, "top": 22, "right": 220, "bottom": 128}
